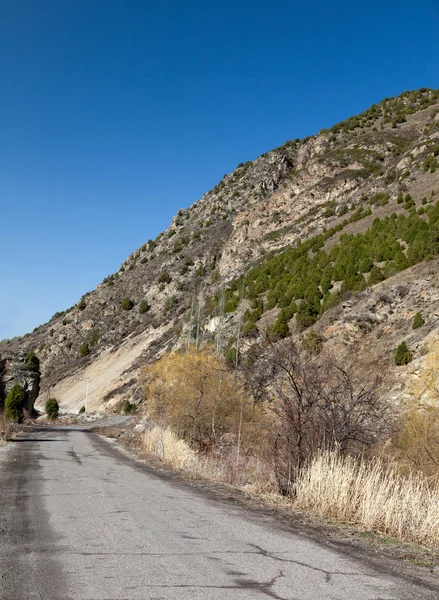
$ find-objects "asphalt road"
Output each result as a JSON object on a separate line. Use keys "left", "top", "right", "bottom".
{"left": 1, "top": 428, "right": 438, "bottom": 600}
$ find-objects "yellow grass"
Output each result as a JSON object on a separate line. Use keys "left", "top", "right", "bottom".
{"left": 295, "top": 451, "right": 439, "bottom": 547}
{"left": 142, "top": 424, "right": 275, "bottom": 491}
{"left": 0, "top": 416, "right": 13, "bottom": 445}
{"left": 143, "top": 425, "right": 198, "bottom": 470}
{"left": 141, "top": 425, "right": 439, "bottom": 548}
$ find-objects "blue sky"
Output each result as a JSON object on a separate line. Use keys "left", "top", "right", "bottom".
{"left": 1, "top": 0, "right": 438, "bottom": 339}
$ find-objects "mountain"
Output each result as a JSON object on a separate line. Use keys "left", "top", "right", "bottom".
{"left": 1, "top": 87, "right": 439, "bottom": 414}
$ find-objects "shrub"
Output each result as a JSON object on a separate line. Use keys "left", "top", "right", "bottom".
{"left": 395, "top": 341, "right": 412, "bottom": 366}
{"left": 123, "top": 400, "right": 136, "bottom": 415}
{"left": 391, "top": 403, "right": 439, "bottom": 478}
{"left": 250, "top": 340, "right": 388, "bottom": 495}
{"left": 25, "top": 350, "right": 39, "bottom": 370}
{"left": 158, "top": 271, "right": 172, "bottom": 285}
{"left": 301, "top": 330, "right": 325, "bottom": 356}
{"left": 77, "top": 297, "right": 86, "bottom": 310}
{"left": 164, "top": 295, "right": 177, "bottom": 313}
{"left": 87, "top": 329, "right": 100, "bottom": 346}
{"left": 121, "top": 297, "right": 134, "bottom": 311}
{"left": 4, "top": 384, "right": 26, "bottom": 423}
{"left": 45, "top": 397, "right": 59, "bottom": 419}
{"left": 140, "top": 347, "right": 261, "bottom": 451}
{"left": 79, "top": 341, "right": 90, "bottom": 358}
{"left": 79, "top": 405, "right": 86, "bottom": 414}
{"left": 412, "top": 312, "right": 424, "bottom": 330}
{"left": 368, "top": 266, "right": 385, "bottom": 286}
{"left": 139, "top": 299, "right": 150, "bottom": 314}
{"left": 225, "top": 347, "right": 237, "bottom": 367}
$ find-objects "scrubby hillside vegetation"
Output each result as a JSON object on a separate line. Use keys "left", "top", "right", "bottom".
{"left": 1, "top": 87, "right": 438, "bottom": 407}
{"left": 3, "top": 86, "right": 439, "bottom": 546}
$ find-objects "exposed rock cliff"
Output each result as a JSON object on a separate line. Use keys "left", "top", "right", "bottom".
{"left": 0, "top": 350, "right": 41, "bottom": 417}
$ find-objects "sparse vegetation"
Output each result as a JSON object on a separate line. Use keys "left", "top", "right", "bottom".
{"left": 79, "top": 341, "right": 90, "bottom": 358}
{"left": 3, "top": 87, "right": 439, "bottom": 548}
{"left": 395, "top": 341, "right": 412, "bottom": 366}
{"left": 121, "top": 297, "right": 134, "bottom": 311}
{"left": 158, "top": 271, "right": 172, "bottom": 285}
{"left": 139, "top": 299, "right": 150, "bottom": 314}
{"left": 123, "top": 400, "right": 136, "bottom": 415}
{"left": 221, "top": 198, "right": 439, "bottom": 335}
{"left": 412, "top": 312, "right": 424, "bottom": 330}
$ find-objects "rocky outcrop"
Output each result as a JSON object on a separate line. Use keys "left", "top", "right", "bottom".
{"left": 0, "top": 350, "right": 41, "bottom": 417}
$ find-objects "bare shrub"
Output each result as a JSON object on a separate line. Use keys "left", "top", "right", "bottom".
{"left": 249, "top": 338, "right": 390, "bottom": 495}
{"left": 295, "top": 451, "right": 439, "bottom": 548}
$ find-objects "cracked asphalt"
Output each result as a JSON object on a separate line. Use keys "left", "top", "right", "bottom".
{"left": 1, "top": 428, "right": 438, "bottom": 599}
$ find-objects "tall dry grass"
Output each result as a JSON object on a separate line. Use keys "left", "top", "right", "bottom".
{"left": 143, "top": 425, "right": 198, "bottom": 470}
{"left": 295, "top": 451, "right": 439, "bottom": 547}
{"left": 142, "top": 425, "right": 439, "bottom": 548}
{"left": 0, "top": 416, "right": 13, "bottom": 446}
{"left": 142, "top": 424, "right": 275, "bottom": 492}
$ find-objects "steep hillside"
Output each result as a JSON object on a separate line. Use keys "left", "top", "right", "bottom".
{"left": 1, "top": 87, "right": 439, "bottom": 413}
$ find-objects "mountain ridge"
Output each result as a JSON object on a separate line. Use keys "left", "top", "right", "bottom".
{"left": 1, "top": 86, "right": 439, "bottom": 414}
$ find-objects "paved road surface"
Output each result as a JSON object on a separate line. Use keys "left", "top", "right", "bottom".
{"left": 1, "top": 428, "right": 438, "bottom": 599}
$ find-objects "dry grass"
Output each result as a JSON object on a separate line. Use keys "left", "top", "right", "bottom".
{"left": 196, "top": 453, "right": 275, "bottom": 493}
{"left": 143, "top": 425, "right": 198, "bottom": 470}
{"left": 0, "top": 416, "right": 13, "bottom": 445}
{"left": 140, "top": 424, "right": 439, "bottom": 548}
{"left": 142, "top": 424, "right": 275, "bottom": 491}
{"left": 295, "top": 451, "right": 439, "bottom": 548}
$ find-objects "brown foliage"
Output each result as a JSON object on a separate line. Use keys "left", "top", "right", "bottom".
{"left": 391, "top": 404, "right": 439, "bottom": 479}
{"left": 388, "top": 341, "right": 439, "bottom": 479}
{"left": 140, "top": 345, "right": 266, "bottom": 452}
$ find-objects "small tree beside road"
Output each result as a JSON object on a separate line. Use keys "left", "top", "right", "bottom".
{"left": 4, "top": 384, "right": 26, "bottom": 423}
{"left": 45, "top": 397, "right": 60, "bottom": 420}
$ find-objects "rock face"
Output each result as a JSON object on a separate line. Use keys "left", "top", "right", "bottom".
{"left": 0, "top": 350, "right": 41, "bottom": 417}
{"left": 1, "top": 87, "right": 439, "bottom": 413}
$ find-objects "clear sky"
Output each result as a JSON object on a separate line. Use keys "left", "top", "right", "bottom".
{"left": 1, "top": 0, "right": 438, "bottom": 340}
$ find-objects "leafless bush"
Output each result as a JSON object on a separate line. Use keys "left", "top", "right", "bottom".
{"left": 248, "top": 338, "right": 391, "bottom": 495}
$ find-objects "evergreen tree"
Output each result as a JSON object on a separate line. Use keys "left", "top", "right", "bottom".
{"left": 45, "top": 398, "right": 59, "bottom": 419}
{"left": 412, "top": 312, "right": 424, "bottom": 330}
{"left": 4, "top": 384, "right": 26, "bottom": 423}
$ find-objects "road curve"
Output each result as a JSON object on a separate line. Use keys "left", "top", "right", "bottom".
{"left": 0, "top": 428, "right": 437, "bottom": 600}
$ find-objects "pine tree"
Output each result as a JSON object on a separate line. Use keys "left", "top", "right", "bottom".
{"left": 4, "top": 384, "right": 26, "bottom": 423}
